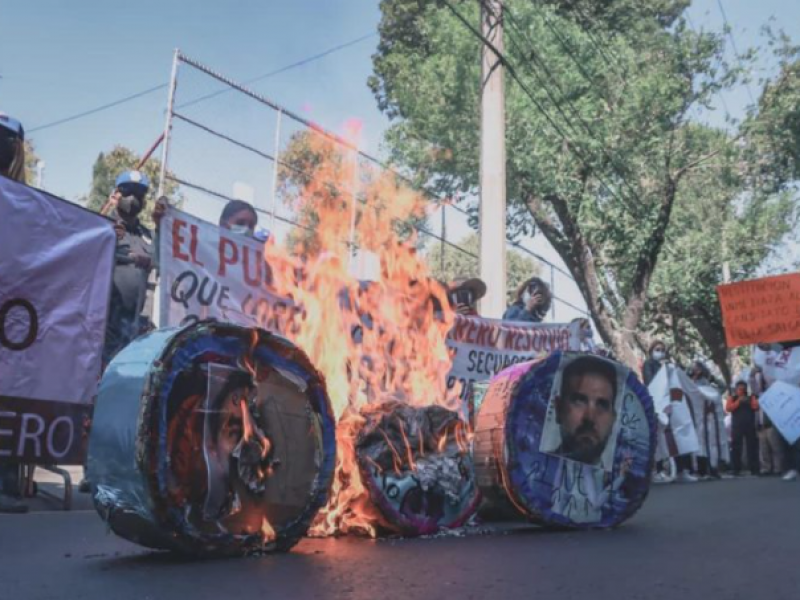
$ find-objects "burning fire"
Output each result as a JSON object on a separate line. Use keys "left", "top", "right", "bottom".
{"left": 262, "top": 123, "right": 463, "bottom": 536}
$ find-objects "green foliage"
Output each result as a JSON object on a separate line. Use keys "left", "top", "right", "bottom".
{"left": 423, "top": 233, "right": 539, "bottom": 305}
{"left": 368, "top": 0, "right": 798, "bottom": 371}
{"left": 23, "top": 140, "right": 39, "bottom": 185}
{"left": 278, "top": 129, "right": 432, "bottom": 257}
{"left": 82, "top": 145, "right": 181, "bottom": 229}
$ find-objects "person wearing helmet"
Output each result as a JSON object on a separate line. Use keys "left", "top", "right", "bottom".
{"left": 103, "top": 170, "right": 154, "bottom": 365}
{"left": 0, "top": 113, "right": 29, "bottom": 513}
{"left": 0, "top": 113, "right": 26, "bottom": 183}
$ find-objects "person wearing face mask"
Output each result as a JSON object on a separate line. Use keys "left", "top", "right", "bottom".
{"left": 643, "top": 340, "right": 668, "bottom": 386}
{"left": 503, "top": 277, "right": 552, "bottom": 323}
{"left": 219, "top": 199, "right": 259, "bottom": 237}
{"left": 103, "top": 170, "right": 154, "bottom": 366}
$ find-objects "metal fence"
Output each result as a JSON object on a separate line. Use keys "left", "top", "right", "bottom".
{"left": 155, "top": 49, "right": 589, "bottom": 319}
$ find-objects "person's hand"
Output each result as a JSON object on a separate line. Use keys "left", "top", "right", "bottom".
{"left": 456, "top": 304, "right": 472, "bottom": 315}
{"left": 131, "top": 253, "right": 152, "bottom": 270}
{"left": 101, "top": 190, "right": 121, "bottom": 216}
{"left": 151, "top": 196, "right": 169, "bottom": 226}
{"left": 113, "top": 220, "right": 125, "bottom": 241}
{"left": 525, "top": 291, "right": 544, "bottom": 312}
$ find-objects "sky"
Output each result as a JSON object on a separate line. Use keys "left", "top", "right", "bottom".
{"left": 1, "top": 0, "right": 798, "bottom": 321}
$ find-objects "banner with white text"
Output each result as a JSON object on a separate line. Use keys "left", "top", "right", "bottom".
{"left": 0, "top": 177, "right": 116, "bottom": 464}
{"left": 159, "top": 207, "right": 293, "bottom": 332}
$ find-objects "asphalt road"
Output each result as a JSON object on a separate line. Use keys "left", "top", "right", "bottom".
{"left": 2, "top": 477, "right": 798, "bottom": 600}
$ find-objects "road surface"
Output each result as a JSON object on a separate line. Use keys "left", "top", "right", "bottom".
{"left": 1, "top": 476, "right": 798, "bottom": 600}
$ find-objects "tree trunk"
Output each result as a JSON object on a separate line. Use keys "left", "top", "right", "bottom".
{"left": 685, "top": 309, "right": 732, "bottom": 386}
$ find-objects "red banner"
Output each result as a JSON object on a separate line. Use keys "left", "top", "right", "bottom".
{"left": 717, "top": 273, "right": 800, "bottom": 348}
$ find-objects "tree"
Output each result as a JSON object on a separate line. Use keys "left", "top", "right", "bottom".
{"left": 82, "top": 145, "right": 181, "bottom": 229}
{"left": 277, "top": 129, "right": 431, "bottom": 258}
{"left": 424, "top": 233, "right": 539, "bottom": 305}
{"left": 23, "top": 140, "right": 40, "bottom": 185}
{"left": 644, "top": 48, "right": 800, "bottom": 382}
{"left": 368, "top": 0, "right": 798, "bottom": 368}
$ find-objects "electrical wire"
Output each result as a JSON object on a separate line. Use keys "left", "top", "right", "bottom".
{"left": 498, "top": 2, "right": 645, "bottom": 213}
{"left": 27, "top": 33, "right": 377, "bottom": 135}
{"left": 715, "top": 0, "right": 756, "bottom": 105}
{"left": 441, "top": 0, "right": 640, "bottom": 217}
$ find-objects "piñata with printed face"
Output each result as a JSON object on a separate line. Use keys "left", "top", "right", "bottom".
{"left": 87, "top": 321, "right": 336, "bottom": 555}
{"left": 474, "top": 351, "right": 656, "bottom": 529}
{"left": 353, "top": 401, "right": 480, "bottom": 536}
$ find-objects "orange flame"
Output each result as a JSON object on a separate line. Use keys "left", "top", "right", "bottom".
{"left": 263, "top": 125, "right": 461, "bottom": 536}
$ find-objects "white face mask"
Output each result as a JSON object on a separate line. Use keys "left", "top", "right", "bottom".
{"left": 229, "top": 224, "right": 254, "bottom": 237}
{"left": 652, "top": 350, "right": 666, "bottom": 362}
{"left": 522, "top": 289, "right": 532, "bottom": 304}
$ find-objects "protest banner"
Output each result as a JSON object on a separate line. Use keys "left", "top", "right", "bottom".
{"left": 717, "top": 273, "right": 800, "bottom": 348}
{"left": 158, "top": 207, "right": 292, "bottom": 332}
{"left": 753, "top": 345, "right": 800, "bottom": 387}
{"left": 444, "top": 315, "right": 581, "bottom": 405}
{"left": 758, "top": 381, "right": 800, "bottom": 445}
{"left": 0, "top": 177, "right": 116, "bottom": 464}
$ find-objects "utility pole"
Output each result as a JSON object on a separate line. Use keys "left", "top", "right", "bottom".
{"left": 479, "top": 0, "right": 507, "bottom": 318}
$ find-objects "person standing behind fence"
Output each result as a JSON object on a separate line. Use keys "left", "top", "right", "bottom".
{"left": 502, "top": 276, "right": 551, "bottom": 323}
{"left": 219, "top": 199, "right": 258, "bottom": 236}
{"left": 102, "top": 171, "right": 154, "bottom": 366}
{"left": 446, "top": 276, "right": 486, "bottom": 317}
{"left": 0, "top": 112, "right": 29, "bottom": 513}
{"left": 726, "top": 381, "right": 760, "bottom": 476}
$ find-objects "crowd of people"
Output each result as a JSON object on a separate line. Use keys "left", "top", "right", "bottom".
{"left": 642, "top": 340, "right": 800, "bottom": 484}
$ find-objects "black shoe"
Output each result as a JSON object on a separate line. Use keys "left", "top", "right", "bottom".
{"left": 78, "top": 478, "right": 91, "bottom": 494}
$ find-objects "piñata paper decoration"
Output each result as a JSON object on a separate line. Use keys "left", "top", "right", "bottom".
{"left": 87, "top": 321, "right": 336, "bottom": 555}
{"left": 474, "top": 352, "right": 655, "bottom": 529}
{"left": 356, "top": 401, "right": 480, "bottom": 536}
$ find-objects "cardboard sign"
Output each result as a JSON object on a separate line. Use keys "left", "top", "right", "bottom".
{"left": 717, "top": 274, "right": 800, "bottom": 348}
{"left": 444, "top": 315, "right": 581, "bottom": 403}
{"left": 759, "top": 381, "right": 800, "bottom": 445}
{"left": 159, "top": 207, "right": 293, "bottom": 331}
{"left": 0, "top": 177, "right": 115, "bottom": 463}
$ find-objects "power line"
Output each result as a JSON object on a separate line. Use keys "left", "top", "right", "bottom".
{"left": 28, "top": 84, "right": 168, "bottom": 134}
{"left": 441, "top": 0, "right": 640, "bottom": 217}
{"left": 177, "top": 33, "right": 376, "bottom": 110}
{"left": 715, "top": 0, "right": 756, "bottom": 105}
{"left": 497, "top": 2, "right": 645, "bottom": 214}
{"left": 27, "top": 33, "right": 377, "bottom": 135}
{"left": 563, "top": 2, "right": 626, "bottom": 78}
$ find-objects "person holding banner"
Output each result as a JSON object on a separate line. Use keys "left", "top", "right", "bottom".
{"left": 0, "top": 112, "right": 29, "bottom": 513}
{"left": 503, "top": 277, "right": 552, "bottom": 323}
{"left": 726, "top": 381, "right": 760, "bottom": 476}
{"left": 103, "top": 171, "right": 154, "bottom": 366}
{"left": 219, "top": 199, "right": 259, "bottom": 237}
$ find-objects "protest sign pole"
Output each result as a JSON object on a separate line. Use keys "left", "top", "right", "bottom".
{"left": 156, "top": 49, "right": 180, "bottom": 199}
